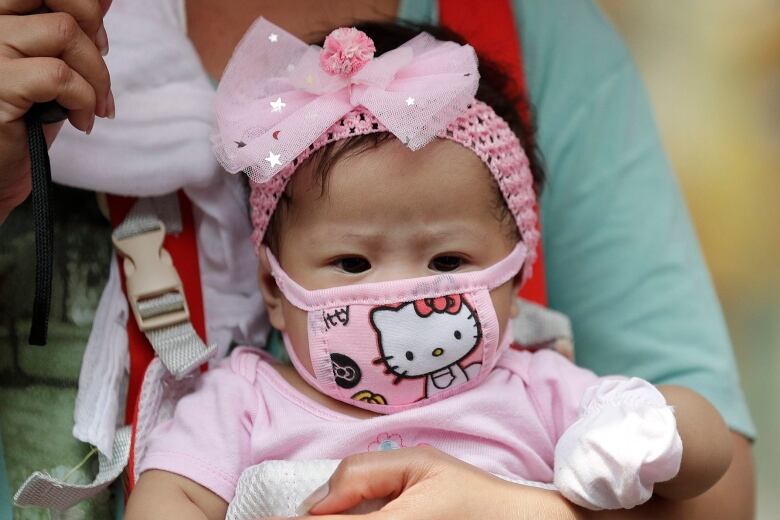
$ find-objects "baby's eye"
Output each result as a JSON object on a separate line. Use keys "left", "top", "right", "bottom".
{"left": 335, "top": 256, "right": 371, "bottom": 274}
{"left": 429, "top": 255, "right": 463, "bottom": 272}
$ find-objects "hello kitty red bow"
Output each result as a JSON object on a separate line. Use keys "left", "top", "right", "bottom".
{"left": 212, "top": 18, "right": 479, "bottom": 183}
{"left": 413, "top": 295, "right": 464, "bottom": 317}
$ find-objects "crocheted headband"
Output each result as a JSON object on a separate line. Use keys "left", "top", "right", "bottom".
{"left": 212, "top": 18, "right": 539, "bottom": 282}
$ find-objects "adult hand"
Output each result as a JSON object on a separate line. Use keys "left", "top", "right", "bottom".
{"left": 0, "top": 0, "right": 113, "bottom": 221}
{"left": 287, "top": 446, "right": 582, "bottom": 520}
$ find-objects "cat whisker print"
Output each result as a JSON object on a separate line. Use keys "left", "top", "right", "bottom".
{"left": 393, "top": 371, "right": 408, "bottom": 385}
{"left": 372, "top": 355, "right": 394, "bottom": 365}
{"left": 383, "top": 364, "right": 400, "bottom": 376}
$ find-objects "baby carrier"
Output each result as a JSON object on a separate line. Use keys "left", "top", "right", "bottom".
{"left": 11, "top": 0, "right": 573, "bottom": 514}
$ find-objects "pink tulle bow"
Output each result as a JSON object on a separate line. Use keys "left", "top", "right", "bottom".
{"left": 212, "top": 17, "right": 480, "bottom": 184}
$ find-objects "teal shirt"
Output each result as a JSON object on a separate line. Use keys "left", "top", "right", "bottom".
{"left": 399, "top": 0, "right": 754, "bottom": 438}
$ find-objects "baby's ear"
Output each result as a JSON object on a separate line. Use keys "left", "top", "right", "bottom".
{"left": 258, "top": 248, "right": 287, "bottom": 331}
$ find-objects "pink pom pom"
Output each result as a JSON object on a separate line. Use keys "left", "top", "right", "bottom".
{"left": 320, "top": 27, "right": 376, "bottom": 77}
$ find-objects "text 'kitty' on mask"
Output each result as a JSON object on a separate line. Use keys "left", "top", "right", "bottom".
{"left": 267, "top": 243, "right": 528, "bottom": 414}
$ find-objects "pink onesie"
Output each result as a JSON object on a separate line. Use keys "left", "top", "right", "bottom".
{"left": 140, "top": 346, "right": 606, "bottom": 503}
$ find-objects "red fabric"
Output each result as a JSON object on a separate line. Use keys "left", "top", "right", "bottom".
{"left": 107, "top": 192, "right": 207, "bottom": 489}
{"left": 440, "top": 0, "right": 547, "bottom": 306}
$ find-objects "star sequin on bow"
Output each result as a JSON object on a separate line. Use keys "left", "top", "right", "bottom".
{"left": 268, "top": 33, "right": 278, "bottom": 43}
{"left": 405, "top": 97, "right": 415, "bottom": 106}
{"left": 270, "top": 97, "right": 286, "bottom": 112}
{"left": 265, "top": 151, "right": 282, "bottom": 167}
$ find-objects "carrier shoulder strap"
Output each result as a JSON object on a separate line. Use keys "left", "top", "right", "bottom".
{"left": 107, "top": 191, "right": 211, "bottom": 490}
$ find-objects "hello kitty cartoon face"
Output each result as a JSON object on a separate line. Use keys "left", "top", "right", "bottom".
{"left": 370, "top": 294, "right": 482, "bottom": 397}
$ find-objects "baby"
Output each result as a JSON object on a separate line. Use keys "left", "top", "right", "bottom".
{"left": 126, "top": 19, "right": 732, "bottom": 519}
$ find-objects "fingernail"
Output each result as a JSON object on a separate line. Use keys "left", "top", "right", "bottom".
{"left": 86, "top": 114, "right": 95, "bottom": 135}
{"left": 106, "top": 89, "right": 115, "bottom": 119}
{"left": 96, "top": 24, "right": 109, "bottom": 56}
{"left": 295, "top": 482, "right": 329, "bottom": 516}
{"left": 95, "top": 90, "right": 107, "bottom": 118}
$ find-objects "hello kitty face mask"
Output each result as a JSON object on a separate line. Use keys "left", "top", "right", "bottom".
{"left": 266, "top": 242, "right": 527, "bottom": 413}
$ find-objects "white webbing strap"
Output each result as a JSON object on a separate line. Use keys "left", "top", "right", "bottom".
{"left": 13, "top": 426, "right": 131, "bottom": 512}
{"left": 512, "top": 298, "right": 573, "bottom": 349}
{"left": 146, "top": 319, "right": 216, "bottom": 376}
{"left": 112, "top": 196, "right": 216, "bottom": 378}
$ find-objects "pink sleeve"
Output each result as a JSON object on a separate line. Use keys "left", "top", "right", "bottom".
{"left": 137, "top": 352, "right": 260, "bottom": 503}
{"left": 519, "top": 349, "right": 603, "bottom": 444}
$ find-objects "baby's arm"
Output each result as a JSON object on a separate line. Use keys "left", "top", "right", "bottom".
{"left": 523, "top": 349, "right": 732, "bottom": 510}
{"left": 126, "top": 350, "right": 262, "bottom": 518}
{"left": 125, "top": 470, "right": 227, "bottom": 520}
{"left": 652, "top": 385, "right": 732, "bottom": 500}
{"left": 553, "top": 377, "right": 734, "bottom": 511}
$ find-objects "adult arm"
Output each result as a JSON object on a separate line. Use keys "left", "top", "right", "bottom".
{"left": 294, "top": 435, "right": 753, "bottom": 520}
{"left": 0, "top": 0, "right": 114, "bottom": 223}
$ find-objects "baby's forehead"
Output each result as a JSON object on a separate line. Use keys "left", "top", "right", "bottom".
{"left": 292, "top": 137, "right": 496, "bottom": 201}
{"left": 283, "top": 138, "right": 510, "bottom": 235}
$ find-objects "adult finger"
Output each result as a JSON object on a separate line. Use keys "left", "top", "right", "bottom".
{"left": 0, "top": 0, "right": 102, "bottom": 35}
{"left": 0, "top": 12, "right": 111, "bottom": 116}
{"left": 303, "top": 448, "right": 438, "bottom": 516}
{"left": 0, "top": 57, "right": 95, "bottom": 131}
{"left": 0, "top": 0, "right": 108, "bottom": 54}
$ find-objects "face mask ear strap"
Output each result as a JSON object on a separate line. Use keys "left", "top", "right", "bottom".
{"left": 263, "top": 246, "right": 310, "bottom": 308}
{"left": 264, "top": 242, "right": 529, "bottom": 311}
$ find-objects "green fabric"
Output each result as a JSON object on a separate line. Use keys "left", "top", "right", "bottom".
{"left": 266, "top": 329, "right": 290, "bottom": 365}
{"left": 1, "top": 430, "right": 12, "bottom": 520}
{"left": 402, "top": 0, "right": 754, "bottom": 438}
{"left": 0, "top": 186, "right": 116, "bottom": 518}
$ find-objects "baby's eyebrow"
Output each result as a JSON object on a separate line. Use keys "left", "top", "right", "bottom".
{"left": 329, "top": 227, "right": 484, "bottom": 247}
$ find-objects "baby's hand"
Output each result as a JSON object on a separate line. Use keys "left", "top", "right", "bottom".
{"left": 553, "top": 378, "right": 683, "bottom": 510}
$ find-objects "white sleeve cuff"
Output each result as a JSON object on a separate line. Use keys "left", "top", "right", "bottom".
{"left": 553, "top": 377, "right": 683, "bottom": 510}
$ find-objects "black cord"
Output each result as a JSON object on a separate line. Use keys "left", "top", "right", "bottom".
{"left": 25, "top": 102, "right": 66, "bottom": 346}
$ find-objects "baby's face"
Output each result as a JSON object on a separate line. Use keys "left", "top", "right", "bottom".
{"left": 259, "top": 138, "right": 521, "bottom": 374}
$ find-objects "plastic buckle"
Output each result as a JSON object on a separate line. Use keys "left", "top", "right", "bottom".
{"left": 112, "top": 222, "right": 190, "bottom": 332}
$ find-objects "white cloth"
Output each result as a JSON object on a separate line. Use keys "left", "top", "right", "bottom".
{"left": 226, "top": 459, "right": 556, "bottom": 519}
{"left": 60, "top": 0, "right": 269, "bottom": 454}
{"left": 554, "top": 377, "right": 683, "bottom": 510}
{"left": 227, "top": 460, "right": 384, "bottom": 519}
{"left": 72, "top": 257, "right": 128, "bottom": 456}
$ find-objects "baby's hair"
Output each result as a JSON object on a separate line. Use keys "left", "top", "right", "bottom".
{"left": 264, "top": 20, "right": 546, "bottom": 253}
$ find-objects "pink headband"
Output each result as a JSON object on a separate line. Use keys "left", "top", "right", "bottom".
{"left": 212, "top": 18, "right": 539, "bottom": 282}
